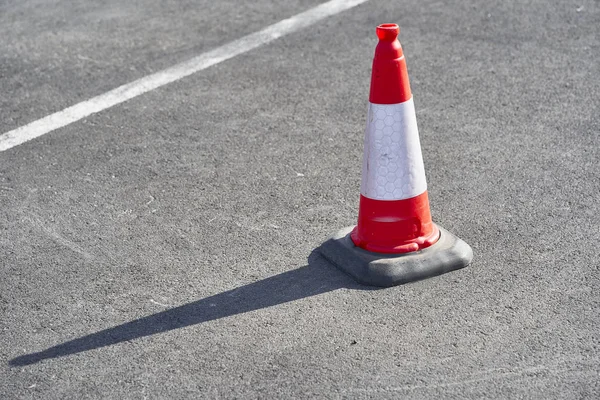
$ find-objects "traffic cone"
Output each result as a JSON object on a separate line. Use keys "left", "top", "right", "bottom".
{"left": 318, "top": 24, "right": 472, "bottom": 287}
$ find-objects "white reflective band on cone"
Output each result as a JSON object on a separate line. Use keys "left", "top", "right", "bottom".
{"left": 360, "top": 98, "right": 427, "bottom": 201}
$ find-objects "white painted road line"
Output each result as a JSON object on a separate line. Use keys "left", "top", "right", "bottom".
{"left": 0, "top": 0, "right": 369, "bottom": 152}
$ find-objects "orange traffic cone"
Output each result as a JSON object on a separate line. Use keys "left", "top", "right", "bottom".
{"left": 319, "top": 24, "right": 472, "bottom": 287}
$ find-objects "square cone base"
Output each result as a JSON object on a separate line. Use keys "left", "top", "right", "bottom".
{"left": 318, "top": 225, "right": 472, "bottom": 287}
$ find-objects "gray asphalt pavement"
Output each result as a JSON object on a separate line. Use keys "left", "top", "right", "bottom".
{"left": 1, "top": 0, "right": 599, "bottom": 398}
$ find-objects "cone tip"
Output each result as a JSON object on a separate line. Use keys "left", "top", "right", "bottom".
{"left": 376, "top": 23, "right": 399, "bottom": 41}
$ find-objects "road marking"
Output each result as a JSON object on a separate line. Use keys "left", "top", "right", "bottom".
{"left": 0, "top": 0, "right": 369, "bottom": 152}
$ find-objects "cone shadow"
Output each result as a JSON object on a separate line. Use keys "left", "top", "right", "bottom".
{"left": 9, "top": 250, "right": 370, "bottom": 367}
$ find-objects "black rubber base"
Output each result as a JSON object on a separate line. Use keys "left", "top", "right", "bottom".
{"left": 318, "top": 225, "right": 473, "bottom": 287}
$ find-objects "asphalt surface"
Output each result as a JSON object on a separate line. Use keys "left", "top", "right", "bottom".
{"left": 1, "top": 0, "right": 599, "bottom": 398}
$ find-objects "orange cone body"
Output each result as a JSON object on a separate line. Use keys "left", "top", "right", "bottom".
{"left": 350, "top": 24, "right": 439, "bottom": 254}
